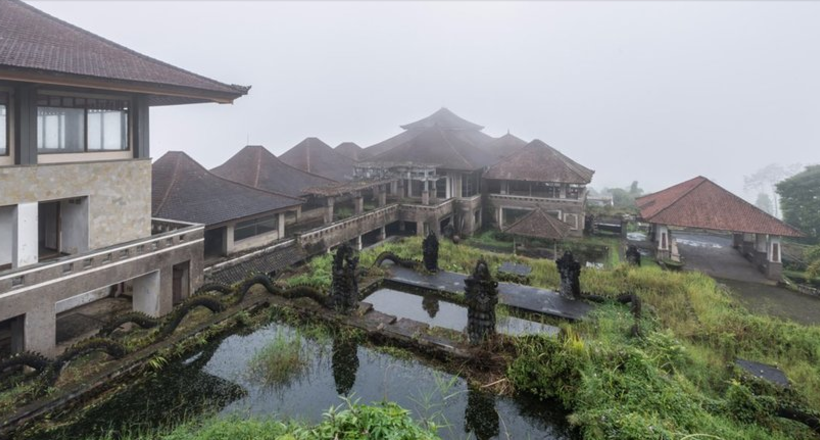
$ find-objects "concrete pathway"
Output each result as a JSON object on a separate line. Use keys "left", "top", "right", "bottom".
{"left": 387, "top": 266, "right": 592, "bottom": 320}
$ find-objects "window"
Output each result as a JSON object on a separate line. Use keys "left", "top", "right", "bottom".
{"left": 37, "top": 95, "right": 129, "bottom": 153}
{"left": 234, "top": 215, "right": 278, "bottom": 241}
{"left": 0, "top": 92, "right": 7, "bottom": 156}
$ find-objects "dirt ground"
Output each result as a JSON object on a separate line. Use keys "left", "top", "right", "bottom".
{"left": 675, "top": 232, "right": 820, "bottom": 326}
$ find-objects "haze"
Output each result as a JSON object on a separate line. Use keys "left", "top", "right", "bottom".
{"left": 29, "top": 0, "right": 820, "bottom": 197}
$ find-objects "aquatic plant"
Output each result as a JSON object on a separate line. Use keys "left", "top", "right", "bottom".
{"left": 247, "top": 330, "right": 309, "bottom": 388}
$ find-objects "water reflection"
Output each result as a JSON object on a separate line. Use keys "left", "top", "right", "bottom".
{"left": 422, "top": 294, "right": 440, "bottom": 318}
{"left": 331, "top": 334, "right": 359, "bottom": 396}
{"left": 464, "top": 386, "right": 499, "bottom": 440}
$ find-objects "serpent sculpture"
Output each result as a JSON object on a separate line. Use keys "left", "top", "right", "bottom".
{"left": 98, "top": 312, "right": 161, "bottom": 337}
{"left": 372, "top": 251, "right": 419, "bottom": 269}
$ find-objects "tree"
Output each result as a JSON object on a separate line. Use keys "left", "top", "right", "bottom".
{"left": 776, "top": 165, "right": 820, "bottom": 241}
{"left": 628, "top": 181, "right": 644, "bottom": 197}
{"left": 744, "top": 163, "right": 802, "bottom": 218}
{"left": 807, "top": 245, "right": 820, "bottom": 278}
{"left": 755, "top": 193, "right": 774, "bottom": 215}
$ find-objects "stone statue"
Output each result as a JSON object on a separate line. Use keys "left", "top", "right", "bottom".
{"left": 626, "top": 245, "right": 642, "bottom": 266}
{"left": 464, "top": 259, "right": 499, "bottom": 345}
{"left": 330, "top": 244, "right": 359, "bottom": 314}
{"left": 556, "top": 251, "right": 581, "bottom": 300}
{"left": 422, "top": 231, "right": 439, "bottom": 272}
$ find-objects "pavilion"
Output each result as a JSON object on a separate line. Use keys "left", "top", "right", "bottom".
{"left": 503, "top": 206, "right": 571, "bottom": 259}
{"left": 636, "top": 176, "right": 803, "bottom": 280}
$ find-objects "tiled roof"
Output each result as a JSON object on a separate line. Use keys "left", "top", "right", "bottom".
{"left": 207, "top": 242, "right": 307, "bottom": 285}
{"left": 364, "top": 108, "right": 494, "bottom": 157}
{"left": 400, "top": 107, "right": 484, "bottom": 131}
{"left": 211, "top": 145, "right": 336, "bottom": 197}
{"left": 365, "top": 125, "right": 498, "bottom": 171}
{"left": 334, "top": 142, "right": 370, "bottom": 161}
{"left": 483, "top": 140, "right": 594, "bottom": 184}
{"left": 0, "top": 0, "right": 248, "bottom": 105}
{"left": 482, "top": 132, "right": 528, "bottom": 160}
{"left": 636, "top": 176, "right": 803, "bottom": 237}
{"left": 152, "top": 152, "right": 302, "bottom": 226}
{"left": 278, "top": 137, "right": 355, "bottom": 182}
{"left": 504, "top": 207, "right": 571, "bottom": 240}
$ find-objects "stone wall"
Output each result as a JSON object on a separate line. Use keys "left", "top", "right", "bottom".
{"left": 0, "top": 159, "right": 151, "bottom": 250}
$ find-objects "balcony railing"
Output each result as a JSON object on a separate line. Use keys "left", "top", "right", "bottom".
{"left": 0, "top": 220, "right": 204, "bottom": 295}
{"left": 488, "top": 193, "right": 586, "bottom": 205}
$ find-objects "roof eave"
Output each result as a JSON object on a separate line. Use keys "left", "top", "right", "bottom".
{"left": 0, "top": 67, "right": 249, "bottom": 104}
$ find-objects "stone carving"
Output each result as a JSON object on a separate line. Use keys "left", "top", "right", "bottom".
{"left": 464, "top": 259, "right": 499, "bottom": 345}
{"left": 330, "top": 244, "right": 359, "bottom": 314}
{"left": 422, "top": 232, "right": 439, "bottom": 272}
{"left": 556, "top": 251, "right": 581, "bottom": 300}
{"left": 626, "top": 245, "right": 642, "bottom": 266}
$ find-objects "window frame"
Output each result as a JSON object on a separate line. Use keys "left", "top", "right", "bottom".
{"left": 234, "top": 214, "right": 279, "bottom": 242}
{"left": 35, "top": 92, "right": 131, "bottom": 154}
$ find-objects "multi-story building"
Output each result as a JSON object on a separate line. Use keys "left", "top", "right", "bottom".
{"left": 0, "top": 0, "right": 247, "bottom": 356}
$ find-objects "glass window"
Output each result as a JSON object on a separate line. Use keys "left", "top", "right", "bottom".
{"left": 0, "top": 92, "right": 7, "bottom": 156}
{"left": 36, "top": 95, "right": 130, "bottom": 153}
{"left": 234, "top": 215, "right": 278, "bottom": 241}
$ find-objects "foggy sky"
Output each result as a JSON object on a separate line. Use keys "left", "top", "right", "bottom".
{"left": 29, "top": 1, "right": 820, "bottom": 198}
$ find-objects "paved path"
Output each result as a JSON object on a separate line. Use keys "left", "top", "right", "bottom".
{"left": 675, "top": 232, "right": 820, "bottom": 326}
{"left": 387, "top": 266, "right": 592, "bottom": 320}
{"left": 675, "top": 232, "right": 772, "bottom": 284}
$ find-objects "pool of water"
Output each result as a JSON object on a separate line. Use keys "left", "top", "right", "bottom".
{"left": 34, "top": 322, "right": 572, "bottom": 440}
{"left": 365, "top": 288, "right": 560, "bottom": 337}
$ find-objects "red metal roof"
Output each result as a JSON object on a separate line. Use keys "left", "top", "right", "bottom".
{"left": 0, "top": 0, "right": 248, "bottom": 105}
{"left": 636, "top": 176, "right": 803, "bottom": 237}
{"left": 483, "top": 140, "right": 594, "bottom": 184}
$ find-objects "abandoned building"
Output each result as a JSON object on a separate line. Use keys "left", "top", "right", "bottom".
{"left": 152, "top": 151, "right": 303, "bottom": 262}
{"left": 334, "top": 142, "right": 370, "bottom": 161}
{"left": 636, "top": 176, "right": 804, "bottom": 280}
{"left": 0, "top": 0, "right": 247, "bottom": 356}
{"left": 279, "top": 137, "right": 355, "bottom": 182}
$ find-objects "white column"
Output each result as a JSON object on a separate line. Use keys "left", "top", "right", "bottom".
{"left": 133, "top": 271, "right": 162, "bottom": 317}
{"left": 278, "top": 212, "right": 286, "bottom": 238}
{"left": 445, "top": 177, "right": 452, "bottom": 199}
{"left": 13, "top": 202, "right": 38, "bottom": 268}
{"left": 656, "top": 224, "right": 669, "bottom": 250}
{"left": 224, "top": 225, "right": 235, "bottom": 255}
{"left": 767, "top": 236, "right": 782, "bottom": 263}
{"left": 356, "top": 235, "right": 363, "bottom": 251}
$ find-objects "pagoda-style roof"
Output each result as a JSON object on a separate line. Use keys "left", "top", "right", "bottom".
{"left": 483, "top": 140, "right": 594, "bottom": 184}
{"left": 335, "top": 142, "right": 371, "bottom": 161}
{"left": 278, "top": 137, "right": 355, "bottom": 182}
{"left": 636, "top": 176, "right": 804, "bottom": 237}
{"left": 364, "top": 125, "right": 498, "bottom": 172}
{"left": 364, "top": 108, "right": 494, "bottom": 158}
{"left": 211, "top": 145, "right": 336, "bottom": 197}
{"left": 152, "top": 152, "right": 302, "bottom": 227}
{"left": 0, "top": 0, "right": 248, "bottom": 105}
{"left": 400, "top": 107, "right": 485, "bottom": 131}
{"left": 482, "top": 132, "right": 528, "bottom": 160}
{"left": 504, "top": 207, "right": 571, "bottom": 240}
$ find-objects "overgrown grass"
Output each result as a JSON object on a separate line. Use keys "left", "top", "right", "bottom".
{"left": 247, "top": 329, "right": 309, "bottom": 388}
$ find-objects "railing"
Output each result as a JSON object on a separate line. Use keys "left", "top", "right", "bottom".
{"left": 151, "top": 217, "right": 202, "bottom": 235}
{"left": 204, "top": 238, "right": 297, "bottom": 275}
{"left": 398, "top": 198, "right": 455, "bottom": 213}
{"left": 298, "top": 204, "right": 400, "bottom": 245}
{"left": 0, "top": 222, "right": 204, "bottom": 296}
{"left": 489, "top": 193, "right": 585, "bottom": 205}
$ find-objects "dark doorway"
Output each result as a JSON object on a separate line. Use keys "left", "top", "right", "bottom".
{"left": 172, "top": 261, "right": 190, "bottom": 306}
{"left": 0, "top": 315, "right": 24, "bottom": 357}
{"left": 38, "top": 201, "right": 61, "bottom": 261}
{"left": 204, "top": 228, "right": 225, "bottom": 260}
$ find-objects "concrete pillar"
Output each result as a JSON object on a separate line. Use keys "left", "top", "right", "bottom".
{"left": 497, "top": 207, "right": 503, "bottom": 229}
{"left": 406, "top": 178, "right": 413, "bottom": 198}
{"left": 452, "top": 174, "right": 462, "bottom": 198}
{"left": 416, "top": 221, "right": 425, "bottom": 237}
{"left": 559, "top": 185, "right": 567, "bottom": 199}
{"left": 732, "top": 233, "right": 744, "bottom": 249}
{"left": 295, "top": 206, "right": 302, "bottom": 222}
{"left": 224, "top": 225, "right": 235, "bottom": 256}
{"left": 428, "top": 180, "right": 436, "bottom": 204}
{"left": 324, "top": 197, "right": 335, "bottom": 224}
{"left": 422, "top": 182, "right": 430, "bottom": 206}
{"left": 24, "top": 305, "right": 56, "bottom": 356}
{"left": 766, "top": 235, "right": 783, "bottom": 280}
{"left": 356, "top": 235, "right": 363, "bottom": 251}
{"left": 278, "top": 212, "right": 286, "bottom": 238}
{"left": 656, "top": 224, "right": 670, "bottom": 259}
{"left": 12, "top": 202, "right": 38, "bottom": 268}
{"left": 500, "top": 181, "right": 507, "bottom": 195}
{"left": 445, "top": 177, "right": 452, "bottom": 199}
{"left": 378, "top": 187, "right": 387, "bottom": 207}
{"left": 397, "top": 179, "right": 405, "bottom": 199}
{"left": 354, "top": 192, "right": 364, "bottom": 215}
{"left": 377, "top": 225, "right": 386, "bottom": 241}
{"left": 133, "top": 271, "right": 162, "bottom": 317}
{"left": 754, "top": 233, "right": 768, "bottom": 267}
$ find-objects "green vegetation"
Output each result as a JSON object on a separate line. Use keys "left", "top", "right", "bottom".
{"left": 777, "top": 165, "right": 820, "bottom": 241}
{"left": 76, "top": 399, "right": 440, "bottom": 440}
{"left": 510, "top": 266, "right": 820, "bottom": 439}
{"left": 247, "top": 329, "right": 309, "bottom": 387}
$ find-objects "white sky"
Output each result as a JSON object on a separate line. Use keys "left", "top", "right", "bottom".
{"left": 29, "top": 1, "right": 820, "bottom": 197}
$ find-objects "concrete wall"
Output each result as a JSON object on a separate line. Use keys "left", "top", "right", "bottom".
{"left": 0, "top": 159, "right": 151, "bottom": 250}
{"left": 60, "top": 197, "right": 89, "bottom": 255}
{"left": 0, "top": 206, "right": 11, "bottom": 267}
